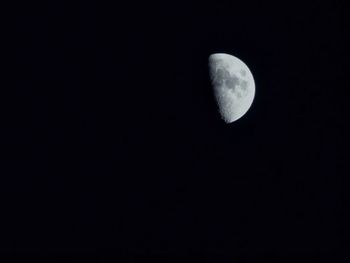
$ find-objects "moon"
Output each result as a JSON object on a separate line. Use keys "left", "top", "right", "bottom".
{"left": 209, "top": 53, "right": 255, "bottom": 123}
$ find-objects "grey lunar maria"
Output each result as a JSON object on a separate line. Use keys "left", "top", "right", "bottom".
{"left": 209, "top": 53, "right": 255, "bottom": 123}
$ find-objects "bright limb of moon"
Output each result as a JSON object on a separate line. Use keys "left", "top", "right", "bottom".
{"left": 209, "top": 53, "right": 255, "bottom": 123}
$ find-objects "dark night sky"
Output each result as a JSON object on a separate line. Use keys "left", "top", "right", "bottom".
{"left": 5, "top": 0, "right": 346, "bottom": 261}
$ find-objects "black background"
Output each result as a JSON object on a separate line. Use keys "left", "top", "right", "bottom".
{"left": 6, "top": 0, "right": 346, "bottom": 261}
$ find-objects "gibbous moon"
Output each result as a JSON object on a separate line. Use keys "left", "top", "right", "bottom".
{"left": 209, "top": 53, "right": 255, "bottom": 123}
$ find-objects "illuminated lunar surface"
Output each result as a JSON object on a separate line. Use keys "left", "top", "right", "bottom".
{"left": 209, "top": 53, "right": 255, "bottom": 123}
